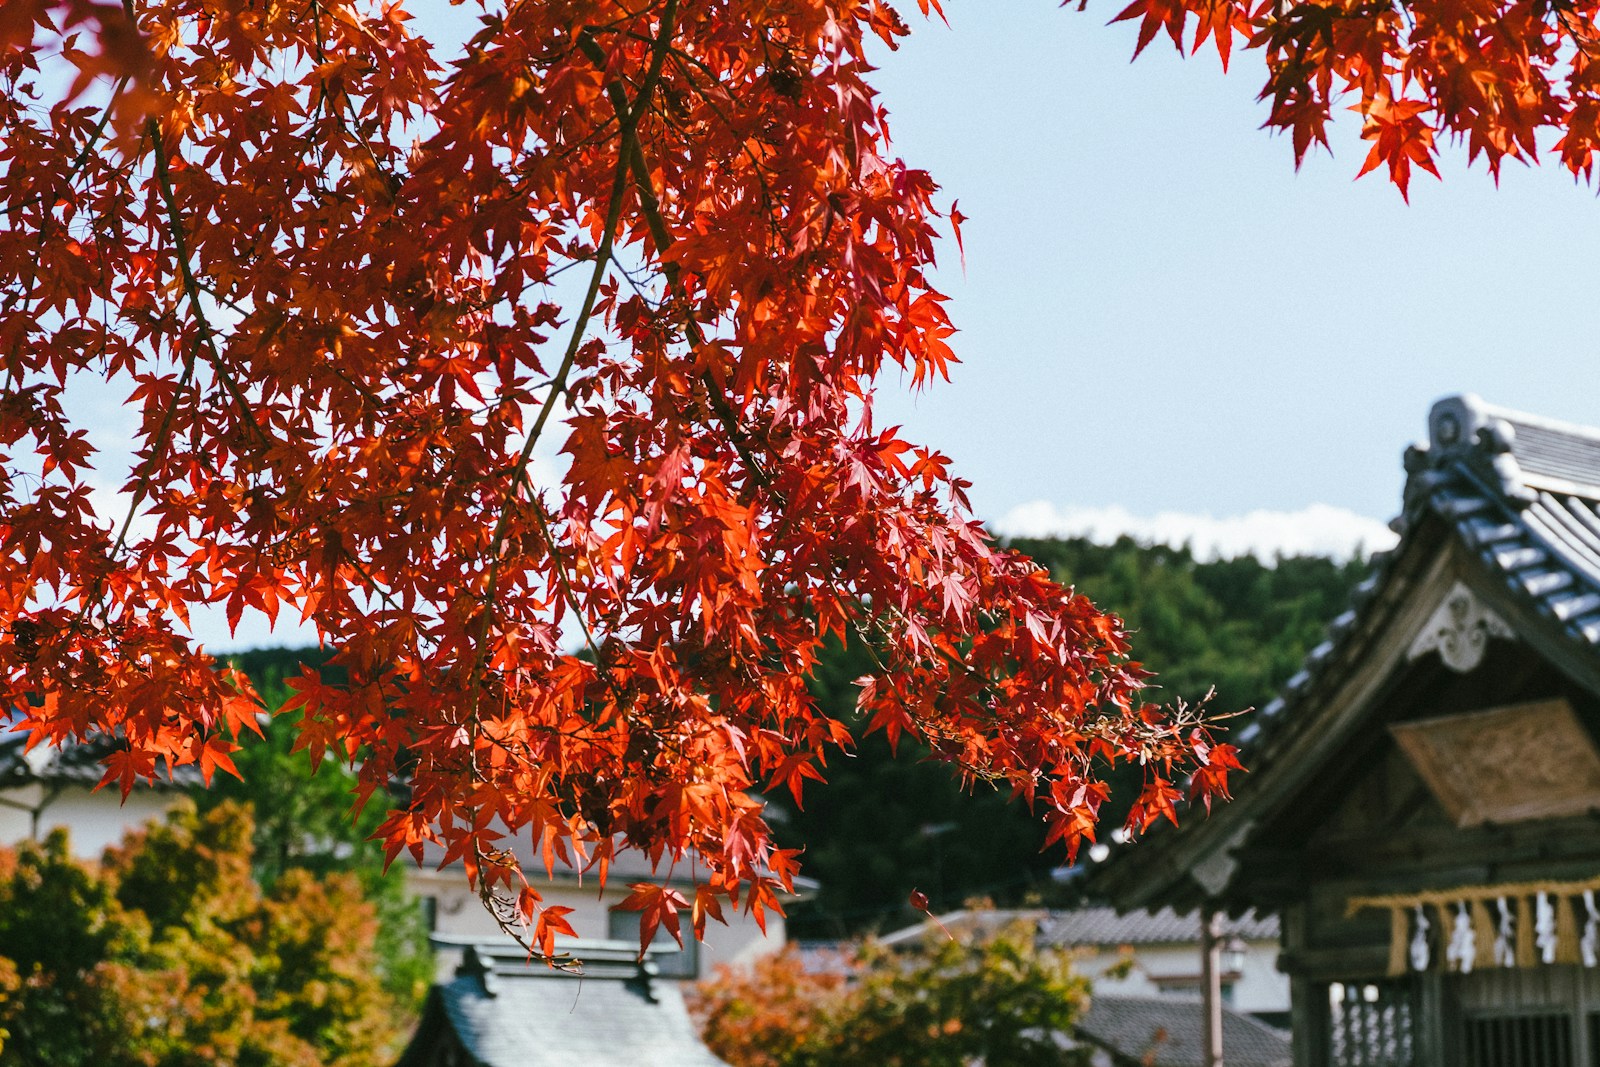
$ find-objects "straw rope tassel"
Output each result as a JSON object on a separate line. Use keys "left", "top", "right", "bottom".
{"left": 1517, "top": 896, "right": 1538, "bottom": 969}
{"left": 1389, "top": 907, "right": 1409, "bottom": 977}
{"left": 1557, "top": 895, "right": 1582, "bottom": 965}
{"left": 1472, "top": 899, "right": 1498, "bottom": 971}
{"left": 1432, "top": 903, "right": 1452, "bottom": 970}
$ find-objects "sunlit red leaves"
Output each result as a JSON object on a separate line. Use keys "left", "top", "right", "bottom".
{"left": 1556, "top": 96, "right": 1600, "bottom": 180}
{"left": 1187, "top": 735, "right": 1244, "bottom": 812}
{"left": 1356, "top": 93, "right": 1442, "bottom": 200}
{"left": 1128, "top": 776, "right": 1185, "bottom": 833}
{"left": 1109, "top": 0, "right": 1600, "bottom": 191}
{"left": 532, "top": 903, "right": 578, "bottom": 960}
{"left": 3, "top": 0, "right": 157, "bottom": 122}
{"left": 617, "top": 882, "right": 691, "bottom": 955}
{"left": 1114, "top": 0, "right": 1194, "bottom": 58}
{"left": 1, "top": 0, "right": 1238, "bottom": 965}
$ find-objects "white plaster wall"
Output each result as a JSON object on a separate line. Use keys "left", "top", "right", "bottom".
{"left": 1073, "top": 938, "right": 1289, "bottom": 1015}
{"left": 38, "top": 788, "right": 178, "bottom": 857}
{"left": 0, "top": 785, "right": 44, "bottom": 845}
{"left": 1230, "top": 943, "right": 1291, "bottom": 1014}
{"left": 409, "top": 867, "right": 786, "bottom": 981}
{"left": 0, "top": 784, "right": 182, "bottom": 858}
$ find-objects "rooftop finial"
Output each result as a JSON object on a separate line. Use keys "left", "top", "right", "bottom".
{"left": 1428, "top": 393, "right": 1487, "bottom": 454}
{"left": 456, "top": 945, "right": 499, "bottom": 998}
{"left": 1421, "top": 394, "right": 1531, "bottom": 504}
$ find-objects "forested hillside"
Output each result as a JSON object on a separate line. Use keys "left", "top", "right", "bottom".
{"left": 220, "top": 537, "right": 1365, "bottom": 941}
{"left": 773, "top": 537, "right": 1366, "bottom": 938}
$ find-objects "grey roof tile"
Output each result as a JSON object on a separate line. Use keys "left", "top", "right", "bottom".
{"left": 1552, "top": 592, "right": 1600, "bottom": 621}
{"left": 397, "top": 941, "right": 728, "bottom": 1067}
{"left": 1076, "top": 995, "right": 1291, "bottom": 1067}
{"left": 1520, "top": 568, "right": 1574, "bottom": 597}
{"left": 1040, "top": 906, "right": 1278, "bottom": 947}
{"left": 878, "top": 907, "right": 1277, "bottom": 949}
{"left": 1465, "top": 519, "right": 1521, "bottom": 545}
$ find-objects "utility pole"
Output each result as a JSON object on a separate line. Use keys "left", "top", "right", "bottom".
{"left": 1201, "top": 907, "right": 1224, "bottom": 1067}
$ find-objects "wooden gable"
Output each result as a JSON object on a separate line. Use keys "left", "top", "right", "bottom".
{"left": 1086, "top": 396, "right": 1600, "bottom": 1067}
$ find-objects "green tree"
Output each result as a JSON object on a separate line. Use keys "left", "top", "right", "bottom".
{"left": 1014, "top": 537, "right": 1366, "bottom": 716}
{"left": 0, "top": 833, "right": 141, "bottom": 1064}
{"left": 691, "top": 917, "right": 1091, "bottom": 1067}
{"left": 0, "top": 803, "right": 403, "bottom": 1067}
{"left": 205, "top": 647, "right": 432, "bottom": 1010}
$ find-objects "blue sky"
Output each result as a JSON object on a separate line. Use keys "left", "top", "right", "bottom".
{"left": 857, "top": 1, "right": 1600, "bottom": 554}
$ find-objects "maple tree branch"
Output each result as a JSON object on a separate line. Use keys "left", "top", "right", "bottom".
{"left": 95, "top": 118, "right": 294, "bottom": 634}
{"left": 146, "top": 126, "right": 272, "bottom": 448}
{"left": 527, "top": 499, "right": 620, "bottom": 694}
{"left": 661, "top": 48, "right": 788, "bottom": 249}
{"left": 575, "top": 33, "right": 776, "bottom": 492}
{"left": 508, "top": 3, "right": 681, "bottom": 495}
{"left": 1553, "top": 2, "right": 1600, "bottom": 58}
{"left": 1, "top": 76, "right": 129, "bottom": 217}
{"left": 104, "top": 124, "right": 212, "bottom": 572}
{"left": 468, "top": 0, "right": 683, "bottom": 735}
{"left": 305, "top": 0, "right": 406, "bottom": 197}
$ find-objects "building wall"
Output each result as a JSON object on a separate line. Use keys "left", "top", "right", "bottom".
{"left": 1073, "top": 937, "right": 1290, "bottom": 1016}
{"left": 408, "top": 866, "right": 787, "bottom": 981}
{"left": 0, "top": 782, "right": 181, "bottom": 858}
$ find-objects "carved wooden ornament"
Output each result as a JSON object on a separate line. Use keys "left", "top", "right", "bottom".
{"left": 1406, "top": 582, "right": 1514, "bottom": 673}
{"left": 1390, "top": 699, "right": 1600, "bottom": 828}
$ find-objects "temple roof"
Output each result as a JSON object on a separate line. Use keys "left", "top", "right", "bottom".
{"left": 876, "top": 906, "right": 1278, "bottom": 948}
{"left": 1089, "top": 395, "right": 1600, "bottom": 912}
{"left": 1041, "top": 905, "right": 1278, "bottom": 947}
{"left": 395, "top": 940, "right": 729, "bottom": 1067}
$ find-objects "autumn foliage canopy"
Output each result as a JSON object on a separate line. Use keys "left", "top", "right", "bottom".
{"left": 1113, "top": 0, "right": 1600, "bottom": 195}
{"left": 24, "top": 0, "right": 1568, "bottom": 954}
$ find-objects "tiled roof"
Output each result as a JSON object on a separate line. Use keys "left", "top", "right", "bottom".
{"left": 1042, "top": 906, "right": 1277, "bottom": 947}
{"left": 877, "top": 906, "right": 1277, "bottom": 948}
{"left": 397, "top": 940, "right": 729, "bottom": 1067}
{"left": 1232, "top": 395, "right": 1600, "bottom": 754}
{"left": 0, "top": 726, "right": 202, "bottom": 789}
{"left": 1076, "top": 995, "right": 1291, "bottom": 1067}
{"left": 874, "top": 908, "right": 1048, "bottom": 948}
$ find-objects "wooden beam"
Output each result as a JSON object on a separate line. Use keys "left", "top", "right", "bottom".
{"left": 1201, "top": 907, "right": 1224, "bottom": 1067}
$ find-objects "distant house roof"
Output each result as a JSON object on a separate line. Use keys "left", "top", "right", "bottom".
{"left": 1076, "top": 995, "right": 1291, "bottom": 1067}
{"left": 1042, "top": 906, "right": 1277, "bottom": 947}
{"left": 0, "top": 725, "right": 202, "bottom": 790}
{"left": 876, "top": 906, "right": 1277, "bottom": 949}
{"left": 1090, "top": 394, "right": 1600, "bottom": 913}
{"left": 394, "top": 940, "right": 729, "bottom": 1067}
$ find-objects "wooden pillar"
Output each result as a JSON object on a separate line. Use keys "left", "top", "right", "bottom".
{"left": 1202, "top": 907, "right": 1224, "bottom": 1067}
{"left": 1282, "top": 902, "right": 1326, "bottom": 1067}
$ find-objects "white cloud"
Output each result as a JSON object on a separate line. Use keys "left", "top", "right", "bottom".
{"left": 991, "top": 500, "right": 1398, "bottom": 563}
